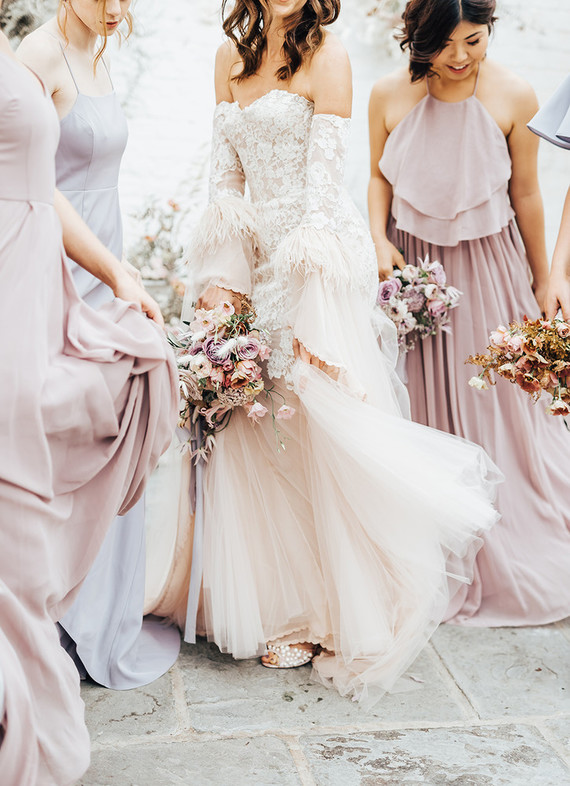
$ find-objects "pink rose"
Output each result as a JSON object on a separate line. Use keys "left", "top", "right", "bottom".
{"left": 557, "top": 322, "right": 570, "bottom": 338}
{"left": 377, "top": 277, "right": 402, "bottom": 306}
{"left": 427, "top": 299, "right": 447, "bottom": 318}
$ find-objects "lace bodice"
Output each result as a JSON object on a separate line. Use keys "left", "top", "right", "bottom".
{"left": 184, "top": 90, "right": 382, "bottom": 380}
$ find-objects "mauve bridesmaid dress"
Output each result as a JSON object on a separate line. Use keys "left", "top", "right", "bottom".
{"left": 0, "top": 53, "right": 176, "bottom": 785}
{"left": 380, "top": 74, "right": 570, "bottom": 626}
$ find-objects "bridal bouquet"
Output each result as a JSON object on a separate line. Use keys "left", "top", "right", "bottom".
{"left": 467, "top": 317, "right": 570, "bottom": 420}
{"left": 377, "top": 255, "right": 461, "bottom": 353}
{"left": 168, "top": 300, "right": 295, "bottom": 459}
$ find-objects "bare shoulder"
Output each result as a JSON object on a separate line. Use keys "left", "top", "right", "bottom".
{"left": 308, "top": 32, "right": 352, "bottom": 116}
{"left": 17, "top": 24, "right": 61, "bottom": 71}
{"left": 215, "top": 39, "right": 239, "bottom": 103}
{"left": 370, "top": 68, "right": 411, "bottom": 107}
{"left": 483, "top": 59, "right": 538, "bottom": 117}
{"left": 311, "top": 31, "right": 350, "bottom": 78}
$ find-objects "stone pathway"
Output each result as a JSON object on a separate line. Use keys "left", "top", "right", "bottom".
{"left": 81, "top": 1, "right": 570, "bottom": 783}
{"left": 81, "top": 620, "right": 570, "bottom": 784}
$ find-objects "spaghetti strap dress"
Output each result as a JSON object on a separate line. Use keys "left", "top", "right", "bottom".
{"left": 0, "top": 52, "right": 176, "bottom": 785}
{"left": 54, "top": 47, "right": 180, "bottom": 689}
{"left": 380, "top": 73, "right": 570, "bottom": 627}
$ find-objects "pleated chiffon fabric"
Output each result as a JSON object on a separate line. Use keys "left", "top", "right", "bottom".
{"left": 0, "top": 53, "right": 177, "bottom": 785}
{"left": 381, "top": 87, "right": 570, "bottom": 627}
{"left": 53, "top": 42, "right": 180, "bottom": 690}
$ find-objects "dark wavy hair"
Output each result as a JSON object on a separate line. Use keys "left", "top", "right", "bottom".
{"left": 221, "top": 0, "right": 340, "bottom": 82}
{"left": 399, "top": 0, "right": 497, "bottom": 82}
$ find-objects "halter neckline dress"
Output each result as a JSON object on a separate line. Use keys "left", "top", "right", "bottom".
{"left": 54, "top": 44, "right": 180, "bottom": 688}
{"left": 380, "top": 74, "right": 570, "bottom": 627}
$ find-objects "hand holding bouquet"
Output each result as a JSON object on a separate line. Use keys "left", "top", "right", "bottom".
{"left": 467, "top": 317, "right": 570, "bottom": 421}
{"left": 377, "top": 255, "right": 461, "bottom": 353}
{"left": 169, "top": 300, "right": 295, "bottom": 459}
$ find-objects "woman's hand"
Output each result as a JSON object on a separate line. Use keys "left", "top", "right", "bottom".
{"left": 532, "top": 277, "right": 549, "bottom": 315}
{"left": 113, "top": 269, "right": 165, "bottom": 327}
{"left": 121, "top": 257, "right": 142, "bottom": 285}
{"left": 374, "top": 237, "right": 405, "bottom": 281}
{"left": 196, "top": 285, "right": 243, "bottom": 313}
{"left": 293, "top": 338, "right": 339, "bottom": 380}
{"left": 543, "top": 271, "right": 570, "bottom": 321}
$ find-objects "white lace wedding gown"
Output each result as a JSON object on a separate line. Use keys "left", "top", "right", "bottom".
{"left": 178, "top": 90, "right": 501, "bottom": 705}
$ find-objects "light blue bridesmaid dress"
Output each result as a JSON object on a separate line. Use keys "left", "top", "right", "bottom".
{"left": 55, "top": 46, "right": 180, "bottom": 689}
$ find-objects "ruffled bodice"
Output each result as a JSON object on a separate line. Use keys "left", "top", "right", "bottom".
{"left": 379, "top": 94, "right": 515, "bottom": 247}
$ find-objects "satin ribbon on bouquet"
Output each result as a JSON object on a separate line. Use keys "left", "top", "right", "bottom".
{"left": 183, "top": 420, "right": 204, "bottom": 643}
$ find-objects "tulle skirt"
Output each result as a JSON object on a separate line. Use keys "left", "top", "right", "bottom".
{"left": 194, "top": 288, "right": 502, "bottom": 706}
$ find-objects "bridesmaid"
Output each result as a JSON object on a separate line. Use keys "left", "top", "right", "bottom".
{"left": 528, "top": 76, "right": 570, "bottom": 320}
{"left": 17, "top": 0, "right": 180, "bottom": 689}
{"left": 368, "top": 0, "right": 570, "bottom": 626}
{"left": 0, "top": 21, "right": 177, "bottom": 783}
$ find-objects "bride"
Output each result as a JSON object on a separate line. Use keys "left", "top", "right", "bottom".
{"left": 178, "top": 0, "right": 501, "bottom": 705}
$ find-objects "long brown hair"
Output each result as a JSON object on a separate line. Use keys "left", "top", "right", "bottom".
{"left": 399, "top": 0, "right": 496, "bottom": 82}
{"left": 58, "top": 0, "right": 133, "bottom": 73}
{"left": 222, "top": 0, "right": 340, "bottom": 82}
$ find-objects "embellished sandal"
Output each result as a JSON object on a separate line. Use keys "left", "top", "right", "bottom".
{"left": 261, "top": 642, "right": 318, "bottom": 669}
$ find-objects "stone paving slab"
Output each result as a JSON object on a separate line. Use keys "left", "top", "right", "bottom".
{"left": 83, "top": 673, "right": 179, "bottom": 746}
{"left": 179, "top": 640, "right": 470, "bottom": 734}
{"left": 300, "top": 725, "right": 570, "bottom": 786}
{"left": 431, "top": 625, "right": 570, "bottom": 718}
{"left": 81, "top": 737, "right": 301, "bottom": 786}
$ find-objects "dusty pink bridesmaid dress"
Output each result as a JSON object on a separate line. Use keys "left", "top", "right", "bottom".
{"left": 380, "top": 76, "right": 570, "bottom": 627}
{"left": 0, "top": 53, "right": 177, "bottom": 785}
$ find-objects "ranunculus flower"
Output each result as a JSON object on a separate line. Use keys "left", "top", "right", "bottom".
{"left": 209, "top": 367, "right": 225, "bottom": 385}
{"left": 236, "top": 335, "right": 261, "bottom": 360}
{"left": 189, "top": 353, "right": 212, "bottom": 379}
{"left": 402, "top": 287, "right": 426, "bottom": 313}
{"left": 427, "top": 299, "right": 447, "bottom": 318}
{"left": 247, "top": 401, "right": 268, "bottom": 422}
{"left": 377, "top": 277, "right": 402, "bottom": 305}
{"left": 276, "top": 405, "right": 296, "bottom": 420}
{"left": 468, "top": 376, "right": 488, "bottom": 390}
{"left": 236, "top": 359, "right": 261, "bottom": 381}
{"left": 203, "top": 337, "right": 237, "bottom": 363}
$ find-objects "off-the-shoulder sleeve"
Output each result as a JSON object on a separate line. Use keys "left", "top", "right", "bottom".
{"left": 272, "top": 113, "right": 382, "bottom": 370}
{"left": 181, "top": 104, "right": 258, "bottom": 321}
{"left": 528, "top": 75, "right": 570, "bottom": 149}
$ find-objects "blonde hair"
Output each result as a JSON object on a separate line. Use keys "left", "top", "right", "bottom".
{"left": 57, "top": 0, "right": 133, "bottom": 72}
